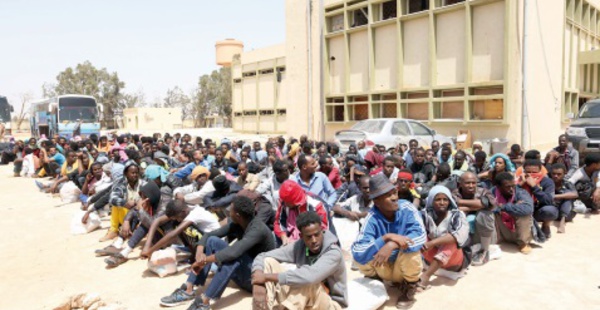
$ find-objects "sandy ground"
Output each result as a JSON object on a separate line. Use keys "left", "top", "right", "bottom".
{"left": 1, "top": 164, "right": 600, "bottom": 310}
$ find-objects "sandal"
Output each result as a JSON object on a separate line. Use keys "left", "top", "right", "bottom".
{"left": 95, "top": 245, "right": 120, "bottom": 257}
{"left": 105, "top": 253, "right": 128, "bottom": 267}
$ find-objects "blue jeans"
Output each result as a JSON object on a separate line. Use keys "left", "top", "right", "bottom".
{"left": 187, "top": 236, "right": 253, "bottom": 300}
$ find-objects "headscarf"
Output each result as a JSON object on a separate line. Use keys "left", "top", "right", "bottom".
{"left": 190, "top": 166, "right": 209, "bottom": 182}
{"left": 489, "top": 153, "right": 516, "bottom": 172}
{"left": 145, "top": 164, "right": 169, "bottom": 183}
{"left": 122, "top": 160, "right": 139, "bottom": 180}
{"left": 279, "top": 180, "right": 306, "bottom": 207}
{"left": 110, "top": 144, "right": 128, "bottom": 163}
{"left": 425, "top": 185, "right": 458, "bottom": 213}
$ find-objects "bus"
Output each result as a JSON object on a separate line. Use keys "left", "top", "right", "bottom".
{"left": 0, "top": 96, "right": 14, "bottom": 135}
{"left": 29, "top": 95, "right": 103, "bottom": 139}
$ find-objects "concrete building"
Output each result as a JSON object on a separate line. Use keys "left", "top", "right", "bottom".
{"left": 122, "top": 107, "right": 182, "bottom": 130}
{"left": 231, "top": 0, "right": 600, "bottom": 151}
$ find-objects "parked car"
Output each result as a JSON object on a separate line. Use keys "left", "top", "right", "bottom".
{"left": 566, "top": 99, "right": 600, "bottom": 159}
{"left": 333, "top": 118, "right": 454, "bottom": 152}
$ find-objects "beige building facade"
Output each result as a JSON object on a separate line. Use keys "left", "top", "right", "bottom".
{"left": 122, "top": 107, "right": 182, "bottom": 130}
{"left": 231, "top": 0, "right": 600, "bottom": 151}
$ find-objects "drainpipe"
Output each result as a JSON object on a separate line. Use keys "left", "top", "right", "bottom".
{"left": 319, "top": 0, "right": 325, "bottom": 141}
{"left": 521, "top": 0, "right": 530, "bottom": 149}
{"left": 307, "top": 0, "right": 313, "bottom": 139}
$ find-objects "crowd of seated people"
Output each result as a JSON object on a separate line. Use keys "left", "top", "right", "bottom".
{"left": 5, "top": 131, "right": 599, "bottom": 309}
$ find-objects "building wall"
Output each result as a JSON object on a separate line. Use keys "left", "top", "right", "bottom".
{"left": 231, "top": 44, "right": 287, "bottom": 134}
{"left": 123, "top": 108, "right": 182, "bottom": 131}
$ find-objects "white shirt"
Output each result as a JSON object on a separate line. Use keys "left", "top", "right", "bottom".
{"left": 183, "top": 206, "right": 221, "bottom": 233}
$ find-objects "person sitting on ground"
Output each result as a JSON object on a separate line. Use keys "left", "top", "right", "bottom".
{"left": 420, "top": 185, "right": 470, "bottom": 288}
{"left": 39, "top": 145, "right": 66, "bottom": 178}
{"left": 567, "top": 153, "right": 600, "bottom": 214}
{"left": 332, "top": 176, "right": 373, "bottom": 252}
{"left": 421, "top": 163, "right": 458, "bottom": 200}
{"left": 397, "top": 169, "right": 421, "bottom": 208}
{"left": 173, "top": 166, "right": 216, "bottom": 207}
{"left": 409, "top": 148, "right": 435, "bottom": 185}
{"left": 294, "top": 154, "right": 338, "bottom": 209}
{"left": 100, "top": 181, "right": 163, "bottom": 267}
{"left": 256, "top": 159, "right": 292, "bottom": 210}
{"left": 80, "top": 162, "right": 111, "bottom": 209}
{"left": 161, "top": 196, "right": 276, "bottom": 309}
{"left": 235, "top": 162, "right": 260, "bottom": 191}
{"left": 211, "top": 149, "right": 230, "bottom": 172}
{"left": 98, "top": 160, "right": 145, "bottom": 243}
{"left": 35, "top": 150, "right": 79, "bottom": 193}
{"left": 403, "top": 139, "right": 419, "bottom": 167}
{"left": 492, "top": 172, "right": 534, "bottom": 254}
{"left": 480, "top": 153, "right": 516, "bottom": 189}
{"left": 549, "top": 134, "right": 579, "bottom": 179}
{"left": 378, "top": 156, "right": 399, "bottom": 184}
{"left": 515, "top": 150, "right": 547, "bottom": 178}
{"left": 352, "top": 174, "right": 426, "bottom": 309}
{"left": 318, "top": 155, "right": 342, "bottom": 190}
{"left": 468, "top": 151, "right": 489, "bottom": 176}
{"left": 507, "top": 144, "right": 524, "bottom": 168}
{"left": 274, "top": 180, "right": 329, "bottom": 246}
{"left": 451, "top": 150, "right": 469, "bottom": 176}
{"left": 203, "top": 175, "right": 243, "bottom": 220}
{"left": 452, "top": 172, "right": 497, "bottom": 266}
{"left": 519, "top": 159, "right": 556, "bottom": 239}
{"left": 140, "top": 199, "right": 221, "bottom": 261}
{"left": 252, "top": 211, "right": 348, "bottom": 310}
{"left": 550, "top": 163, "right": 578, "bottom": 233}
{"left": 439, "top": 146, "right": 453, "bottom": 165}
{"left": 425, "top": 149, "right": 436, "bottom": 166}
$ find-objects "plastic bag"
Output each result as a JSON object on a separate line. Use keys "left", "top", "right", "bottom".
{"left": 148, "top": 248, "right": 177, "bottom": 278}
{"left": 346, "top": 277, "right": 389, "bottom": 310}
{"left": 60, "top": 181, "right": 81, "bottom": 203}
{"left": 70, "top": 210, "right": 101, "bottom": 235}
{"left": 331, "top": 217, "right": 360, "bottom": 252}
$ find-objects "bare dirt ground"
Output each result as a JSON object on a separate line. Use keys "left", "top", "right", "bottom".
{"left": 1, "top": 164, "right": 599, "bottom": 310}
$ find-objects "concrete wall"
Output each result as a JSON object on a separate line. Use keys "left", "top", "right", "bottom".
{"left": 123, "top": 108, "right": 182, "bottom": 131}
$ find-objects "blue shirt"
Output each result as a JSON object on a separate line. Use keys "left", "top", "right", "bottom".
{"left": 52, "top": 153, "right": 66, "bottom": 167}
{"left": 294, "top": 172, "right": 338, "bottom": 208}
{"left": 250, "top": 149, "right": 268, "bottom": 162}
{"left": 174, "top": 162, "right": 196, "bottom": 179}
{"left": 352, "top": 200, "right": 426, "bottom": 264}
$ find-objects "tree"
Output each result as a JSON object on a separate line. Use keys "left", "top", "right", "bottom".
{"left": 189, "top": 67, "right": 232, "bottom": 128}
{"left": 15, "top": 92, "right": 33, "bottom": 130}
{"left": 43, "top": 61, "right": 127, "bottom": 128}
{"left": 163, "top": 86, "right": 190, "bottom": 110}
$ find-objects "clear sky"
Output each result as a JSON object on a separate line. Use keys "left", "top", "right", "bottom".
{"left": 0, "top": 0, "right": 285, "bottom": 110}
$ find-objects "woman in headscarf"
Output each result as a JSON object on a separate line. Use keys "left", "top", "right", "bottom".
{"left": 481, "top": 153, "right": 515, "bottom": 189}
{"left": 104, "top": 181, "right": 164, "bottom": 267}
{"left": 110, "top": 144, "right": 128, "bottom": 163}
{"left": 97, "top": 160, "right": 144, "bottom": 243}
{"left": 420, "top": 185, "right": 470, "bottom": 288}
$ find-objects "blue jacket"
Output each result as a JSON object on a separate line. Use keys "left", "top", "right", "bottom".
{"left": 491, "top": 186, "right": 534, "bottom": 217}
{"left": 174, "top": 162, "right": 196, "bottom": 179}
{"left": 352, "top": 199, "right": 426, "bottom": 265}
{"left": 527, "top": 176, "right": 555, "bottom": 207}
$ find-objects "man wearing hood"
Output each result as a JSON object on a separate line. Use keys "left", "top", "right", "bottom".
{"left": 252, "top": 211, "right": 348, "bottom": 310}
{"left": 420, "top": 185, "right": 470, "bottom": 287}
{"left": 256, "top": 160, "right": 292, "bottom": 210}
{"left": 274, "top": 180, "right": 329, "bottom": 246}
{"left": 352, "top": 174, "right": 426, "bottom": 309}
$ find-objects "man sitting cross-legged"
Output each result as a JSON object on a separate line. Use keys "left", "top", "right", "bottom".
{"left": 251, "top": 211, "right": 348, "bottom": 310}
{"left": 160, "top": 196, "right": 275, "bottom": 309}
{"left": 351, "top": 174, "right": 426, "bottom": 309}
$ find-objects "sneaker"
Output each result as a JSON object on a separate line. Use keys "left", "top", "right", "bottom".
{"left": 471, "top": 250, "right": 489, "bottom": 266}
{"left": 160, "top": 286, "right": 194, "bottom": 307}
{"left": 186, "top": 298, "right": 210, "bottom": 310}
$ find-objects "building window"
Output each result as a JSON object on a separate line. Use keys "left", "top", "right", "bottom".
{"left": 329, "top": 14, "right": 344, "bottom": 32}
{"left": 433, "top": 101, "right": 464, "bottom": 120}
{"left": 327, "top": 105, "right": 345, "bottom": 122}
{"left": 469, "top": 99, "right": 504, "bottom": 120}
{"left": 350, "top": 8, "right": 369, "bottom": 28}
{"left": 406, "top": 102, "right": 429, "bottom": 120}
{"left": 407, "top": 0, "right": 428, "bottom": 14}
{"left": 382, "top": 1, "right": 397, "bottom": 20}
{"left": 442, "top": 0, "right": 465, "bottom": 6}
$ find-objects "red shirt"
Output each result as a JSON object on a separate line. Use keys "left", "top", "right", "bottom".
{"left": 328, "top": 167, "right": 342, "bottom": 189}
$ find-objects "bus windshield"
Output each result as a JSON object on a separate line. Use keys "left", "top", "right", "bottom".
{"left": 58, "top": 97, "right": 98, "bottom": 122}
{"left": 0, "top": 97, "right": 10, "bottom": 123}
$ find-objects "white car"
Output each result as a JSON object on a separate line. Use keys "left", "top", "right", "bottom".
{"left": 334, "top": 118, "right": 454, "bottom": 151}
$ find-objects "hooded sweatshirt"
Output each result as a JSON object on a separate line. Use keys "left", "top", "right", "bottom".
{"left": 352, "top": 199, "right": 426, "bottom": 265}
{"left": 422, "top": 186, "right": 470, "bottom": 248}
{"left": 252, "top": 230, "right": 348, "bottom": 308}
